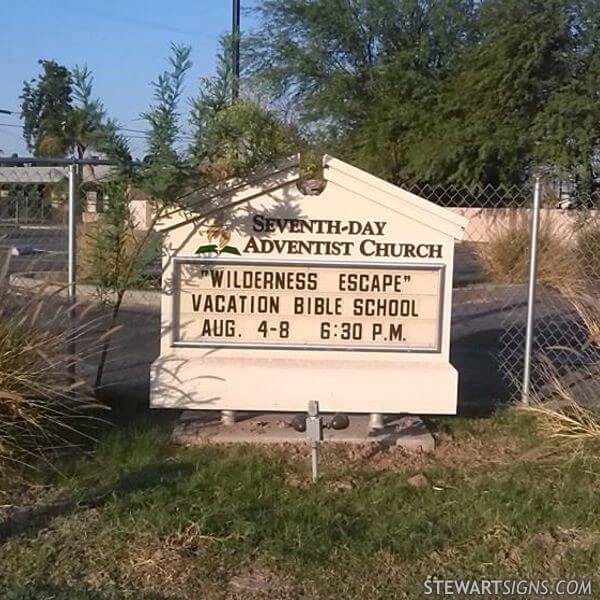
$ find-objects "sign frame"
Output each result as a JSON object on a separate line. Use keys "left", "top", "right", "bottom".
{"left": 171, "top": 256, "right": 446, "bottom": 354}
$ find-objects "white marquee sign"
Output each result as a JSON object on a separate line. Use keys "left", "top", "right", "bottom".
{"left": 151, "top": 156, "right": 468, "bottom": 414}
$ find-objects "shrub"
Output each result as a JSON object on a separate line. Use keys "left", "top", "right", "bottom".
{"left": 0, "top": 254, "right": 103, "bottom": 465}
{"left": 77, "top": 184, "right": 161, "bottom": 301}
{"left": 478, "top": 220, "right": 581, "bottom": 290}
{"left": 78, "top": 221, "right": 160, "bottom": 297}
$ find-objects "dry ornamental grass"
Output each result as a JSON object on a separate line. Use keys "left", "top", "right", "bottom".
{"left": 523, "top": 284, "right": 600, "bottom": 444}
{"left": 0, "top": 253, "right": 106, "bottom": 466}
{"left": 477, "top": 219, "right": 580, "bottom": 290}
{"left": 577, "top": 218, "right": 600, "bottom": 281}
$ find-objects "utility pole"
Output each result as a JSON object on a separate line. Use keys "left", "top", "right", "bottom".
{"left": 232, "top": 0, "right": 241, "bottom": 101}
{"left": 221, "top": 0, "right": 242, "bottom": 427}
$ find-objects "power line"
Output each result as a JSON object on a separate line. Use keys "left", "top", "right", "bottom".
{"left": 0, "top": 122, "right": 195, "bottom": 142}
{"left": 118, "top": 126, "right": 195, "bottom": 141}
{"left": 232, "top": 0, "right": 241, "bottom": 101}
{"left": 29, "top": 1, "right": 221, "bottom": 40}
{"left": 0, "top": 112, "right": 195, "bottom": 140}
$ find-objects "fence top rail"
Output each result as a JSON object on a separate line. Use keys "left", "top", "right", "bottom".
{"left": 0, "top": 156, "right": 116, "bottom": 167}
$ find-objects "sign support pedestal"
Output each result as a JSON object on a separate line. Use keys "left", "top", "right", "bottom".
{"left": 221, "top": 410, "right": 237, "bottom": 425}
{"left": 369, "top": 413, "right": 384, "bottom": 431}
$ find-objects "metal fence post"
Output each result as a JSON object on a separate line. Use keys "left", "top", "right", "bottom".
{"left": 67, "top": 163, "right": 78, "bottom": 375}
{"left": 522, "top": 176, "right": 541, "bottom": 404}
{"left": 68, "top": 163, "right": 78, "bottom": 302}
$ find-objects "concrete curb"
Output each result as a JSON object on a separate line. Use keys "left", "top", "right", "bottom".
{"left": 452, "top": 282, "right": 526, "bottom": 305}
{"left": 8, "top": 271, "right": 161, "bottom": 310}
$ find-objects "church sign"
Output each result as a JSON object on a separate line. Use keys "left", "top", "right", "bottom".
{"left": 151, "top": 156, "right": 468, "bottom": 414}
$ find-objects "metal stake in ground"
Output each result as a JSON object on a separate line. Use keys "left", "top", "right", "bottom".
{"left": 306, "top": 401, "right": 323, "bottom": 483}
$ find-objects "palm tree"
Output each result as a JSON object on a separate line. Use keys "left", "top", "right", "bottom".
{"left": 25, "top": 63, "right": 110, "bottom": 159}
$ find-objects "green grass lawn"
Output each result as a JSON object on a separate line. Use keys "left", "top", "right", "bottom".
{"left": 1, "top": 410, "right": 599, "bottom": 599}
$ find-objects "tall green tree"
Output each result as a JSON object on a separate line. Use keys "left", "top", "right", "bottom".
{"left": 20, "top": 60, "right": 73, "bottom": 156}
{"left": 345, "top": 0, "right": 476, "bottom": 180}
{"left": 248, "top": 0, "right": 476, "bottom": 164}
{"left": 250, "top": 0, "right": 600, "bottom": 187}
{"left": 92, "top": 43, "right": 193, "bottom": 388}
{"left": 533, "top": 0, "right": 600, "bottom": 194}
{"left": 93, "top": 40, "right": 296, "bottom": 387}
{"left": 248, "top": 0, "right": 475, "bottom": 136}
{"left": 20, "top": 60, "right": 110, "bottom": 158}
{"left": 401, "top": 0, "right": 577, "bottom": 186}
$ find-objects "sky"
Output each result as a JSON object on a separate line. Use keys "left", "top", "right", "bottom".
{"left": 0, "top": 0, "right": 261, "bottom": 157}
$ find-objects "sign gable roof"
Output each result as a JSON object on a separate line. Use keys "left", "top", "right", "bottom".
{"left": 322, "top": 156, "right": 467, "bottom": 240}
{"left": 157, "top": 154, "right": 467, "bottom": 240}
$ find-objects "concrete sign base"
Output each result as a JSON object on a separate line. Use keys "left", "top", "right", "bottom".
{"left": 172, "top": 411, "right": 435, "bottom": 452}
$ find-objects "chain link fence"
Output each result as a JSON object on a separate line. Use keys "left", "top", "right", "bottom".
{"left": 525, "top": 183, "right": 600, "bottom": 408}
{"left": 0, "top": 158, "right": 161, "bottom": 397}
{"left": 0, "top": 166, "right": 69, "bottom": 274}
{"left": 403, "top": 182, "right": 535, "bottom": 407}
{"left": 2, "top": 157, "right": 596, "bottom": 410}
{"left": 405, "top": 180, "right": 600, "bottom": 408}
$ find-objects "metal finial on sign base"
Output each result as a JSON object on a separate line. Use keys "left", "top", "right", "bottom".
{"left": 330, "top": 413, "right": 350, "bottom": 430}
{"left": 290, "top": 414, "right": 307, "bottom": 432}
